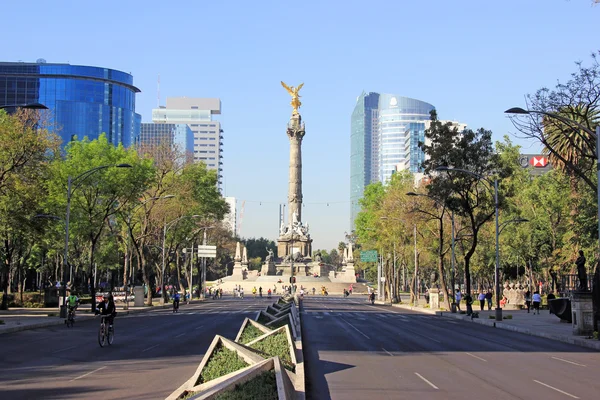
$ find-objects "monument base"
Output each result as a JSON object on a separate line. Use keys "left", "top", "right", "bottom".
{"left": 429, "top": 288, "right": 440, "bottom": 310}
{"left": 571, "top": 291, "right": 594, "bottom": 335}
{"left": 277, "top": 235, "right": 312, "bottom": 259}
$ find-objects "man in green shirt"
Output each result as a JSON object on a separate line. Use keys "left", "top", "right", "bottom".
{"left": 67, "top": 292, "right": 79, "bottom": 317}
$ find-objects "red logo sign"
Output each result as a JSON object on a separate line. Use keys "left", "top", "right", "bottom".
{"left": 529, "top": 156, "right": 547, "bottom": 167}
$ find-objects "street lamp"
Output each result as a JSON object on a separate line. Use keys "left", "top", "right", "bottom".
{"left": 161, "top": 215, "right": 201, "bottom": 304}
{"left": 63, "top": 164, "right": 132, "bottom": 317}
{"left": 436, "top": 166, "right": 528, "bottom": 321}
{"left": 124, "top": 195, "right": 175, "bottom": 309}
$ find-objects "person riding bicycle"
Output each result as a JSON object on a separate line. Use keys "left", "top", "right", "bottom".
{"left": 173, "top": 291, "right": 181, "bottom": 311}
{"left": 96, "top": 294, "right": 116, "bottom": 328}
{"left": 67, "top": 292, "right": 79, "bottom": 317}
{"left": 369, "top": 292, "right": 376, "bottom": 304}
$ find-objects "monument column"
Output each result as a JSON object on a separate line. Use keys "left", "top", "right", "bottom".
{"left": 287, "top": 115, "right": 305, "bottom": 224}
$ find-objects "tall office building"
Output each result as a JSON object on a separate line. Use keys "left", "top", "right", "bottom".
{"left": 350, "top": 92, "right": 435, "bottom": 229}
{"left": 0, "top": 60, "right": 141, "bottom": 147}
{"left": 139, "top": 123, "right": 194, "bottom": 162}
{"left": 223, "top": 197, "right": 237, "bottom": 236}
{"left": 152, "top": 97, "right": 223, "bottom": 187}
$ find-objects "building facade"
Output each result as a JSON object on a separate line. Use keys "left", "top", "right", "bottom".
{"left": 223, "top": 197, "right": 237, "bottom": 236}
{"left": 0, "top": 60, "right": 141, "bottom": 147}
{"left": 350, "top": 92, "right": 435, "bottom": 229}
{"left": 152, "top": 97, "right": 223, "bottom": 187}
{"left": 139, "top": 123, "right": 194, "bottom": 161}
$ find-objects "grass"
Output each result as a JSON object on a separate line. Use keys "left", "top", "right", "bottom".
{"left": 239, "top": 324, "right": 269, "bottom": 345}
{"left": 213, "top": 370, "right": 278, "bottom": 400}
{"left": 489, "top": 315, "right": 496, "bottom": 319}
{"left": 250, "top": 330, "right": 294, "bottom": 372}
{"left": 503, "top": 314, "right": 513, "bottom": 320}
{"left": 197, "top": 345, "right": 249, "bottom": 385}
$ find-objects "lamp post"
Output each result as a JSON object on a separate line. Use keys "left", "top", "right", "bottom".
{"left": 161, "top": 215, "right": 201, "bottom": 305}
{"left": 199, "top": 225, "right": 215, "bottom": 300}
{"left": 62, "top": 164, "right": 132, "bottom": 318}
{"left": 124, "top": 195, "right": 174, "bottom": 309}
{"left": 436, "top": 166, "right": 528, "bottom": 321}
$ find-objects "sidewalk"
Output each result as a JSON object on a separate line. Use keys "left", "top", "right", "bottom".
{"left": 391, "top": 302, "right": 600, "bottom": 351}
{"left": 0, "top": 299, "right": 206, "bottom": 335}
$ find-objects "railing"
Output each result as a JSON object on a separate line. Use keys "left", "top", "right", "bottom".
{"left": 559, "top": 274, "right": 594, "bottom": 296}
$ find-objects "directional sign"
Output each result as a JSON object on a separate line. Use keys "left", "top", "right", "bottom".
{"left": 197, "top": 245, "right": 217, "bottom": 258}
{"left": 360, "top": 250, "right": 378, "bottom": 263}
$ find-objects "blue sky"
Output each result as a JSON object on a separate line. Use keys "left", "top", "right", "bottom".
{"left": 2, "top": 0, "right": 599, "bottom": 251}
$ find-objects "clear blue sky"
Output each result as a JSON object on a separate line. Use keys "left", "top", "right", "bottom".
{"left": 2, "top": 0, "right": 598, "bottom": 251}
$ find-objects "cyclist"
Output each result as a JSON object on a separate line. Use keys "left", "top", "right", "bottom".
{"left": 173, "top": 291, "right": 181, "bottom": 312}
{"left": 67, "top": 292, "right": 79, "bottom": 318}
{"left": 369, "top": 292, "right": 376, "bottom": 305}
{"left": 96, "top": 294, "right": 116, "bottom": 329}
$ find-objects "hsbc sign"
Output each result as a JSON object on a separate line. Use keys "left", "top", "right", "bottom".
{"left": 519, "top": 154, "right": 551, "bottom": 175}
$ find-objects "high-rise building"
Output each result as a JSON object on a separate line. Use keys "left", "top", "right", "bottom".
{"left": 0, "top": 60, "right": 141, "bottom": 147}
{"left": 223, "top": 197, "right": 237, "bottom": 236}
{"left": 350, "top": 92, "right": 435, "bottom": 229}
{"left": 139, "top": 123, "right": 194, "bottom": 162}
{"left": 152, "top": 97, "right": 223, "bottom": 187}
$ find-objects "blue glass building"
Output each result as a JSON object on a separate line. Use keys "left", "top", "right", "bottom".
{"left": 0, "top": 61, "right": 141, "bottom": 147}
{"left": 350, "top": 92, "right": 434, "bottom": 229}
{"left": 139, "top": 123, "right": 195, "bottom": 162}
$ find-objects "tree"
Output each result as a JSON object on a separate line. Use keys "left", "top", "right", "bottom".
{"left": 421, "top": 111, "right": 514, "bottom": 296}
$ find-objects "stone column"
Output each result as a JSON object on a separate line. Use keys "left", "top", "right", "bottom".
{"left": 287, "top": 114, "right": 305, "bottom": 224}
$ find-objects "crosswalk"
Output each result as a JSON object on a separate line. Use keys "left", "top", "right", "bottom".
{"left": 122, "top": 309, "right": 260, "bottom": 318}
{"left": 305, "top": 312, "right": 433, "bottom": 320}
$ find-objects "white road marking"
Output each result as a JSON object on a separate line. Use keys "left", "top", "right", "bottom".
{"left": 415, "top": 372, "right": 438, "bottom": 390}
{"left": 534, "top": 380, "right": 579, "bottom": 398}
{"left": 382, "top": 348, "right": 394, "bottom": 356}
{"left": 175, "top": 333, "right": 186, "bottom": 338}
{"left": 52, "top": 345, "right": 77, "bottom": 354}
{"left": 551, "top": 356, "right": 586, "bottom": 367}
{"left": 142, "top": 344, "right": 160, "bottom": 353}
{"left": 194, "top": 325, "right": 204, "bottom": 330}
{"left": 404, "top": 332, "right": 441, "bottom": 343}
{"left": 70, "top": 366, "right": 107, "bottom": 382}
{"left": 465, "top": 352, "right": 487, "bottom": 362}
{"left": 341, "top": 318, "right": 370, "bottom": 339}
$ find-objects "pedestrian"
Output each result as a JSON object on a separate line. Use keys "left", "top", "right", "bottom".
{"left": 455, "top": 289, "right": 462, "bottom": 311}
{"left": 267, "top": 288, "right": 272, "bottom": 299}
{"left": 478, "top": 291, "right": 486, "bottom": 311}
{"left": 500, "top": 295, "right": 507, "bottom": 308}
{"left": 240, "top": 287, "right": 244, "bottom": 299}
{"left": 532, "top": 291, "right": 542, "bottom": 315}
{"left": 547, "top": 291, "right": 556, "bottom": 314}
{"left": 525, "top": 289, "right": 532, "bottom": 313}
{"left": 259, "top": 286, "right": 263, "bottom": 298}
{"left": 485, "top": 290, "right": 493, "bottom": 310}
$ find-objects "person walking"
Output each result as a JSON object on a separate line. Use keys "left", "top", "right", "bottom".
{"left": 478, "top": 291, "right": 486, "bottom": 311}
{"left": 525, "top": 290, "right": 532, "bottom": 313}
{"left": 547, "top": 291, "right": 556, "bottom": 314}
{"left": 485, "top": 290, "right": 493, "bottom": 310}
{"left": 532, "top": 291, "right": 542, "bottom": 315}
{"left": 455, "top": 289, "right": 462, "bottom": 311}
{"left": 259, "top": 286, "right": 263, "bottom": 298}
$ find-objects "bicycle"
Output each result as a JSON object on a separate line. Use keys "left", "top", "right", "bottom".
{"left": 66, "top": 307, "right": 76, "bottom": 328}
{"left": 97, "top": 314, "right": 114, "bottom": 347}
{"left": 173, "top": 300, "right": 180, "bottom": 313}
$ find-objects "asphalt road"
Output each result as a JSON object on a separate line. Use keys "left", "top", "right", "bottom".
{"left": 303, "top": 296, "right": 600, "bottom": 400}
{"left": 0, "top": 296, "right": 274, "bottom": 400}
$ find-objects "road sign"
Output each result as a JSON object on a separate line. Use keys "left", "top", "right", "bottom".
{"left": 360, "top": 250, "right": 378, "bottom": 263}
{"left": 197, "top": 245, "right": 217, "bottom": 258}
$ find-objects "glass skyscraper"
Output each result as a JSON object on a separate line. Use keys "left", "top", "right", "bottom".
{"left": 139, "top": 123, "right": 194, "bottom": 162}
{"left": 350, "top": 92, "right": 434, "bottom": 229}
{"left": 0, "top": 60, "right": 141, "bottom": 147}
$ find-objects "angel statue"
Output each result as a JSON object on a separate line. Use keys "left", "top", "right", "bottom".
{"left": 281, "top": 81, "right": 304, "bottom": 115}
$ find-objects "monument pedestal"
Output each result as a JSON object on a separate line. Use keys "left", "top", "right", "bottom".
{"left": 429, "top": 288, "right": 440, "bottom": 310}
{"left": 134, "top": 286, "right": 145, "bottom": 307}
{"left": 571, "top": 291, "right": 594, "bottom": 335}
{"left": 344, "top": 262, "right": 357, "bottom": 283}
{"left": 277, "top": 236, "right": 312, "bottom": 259}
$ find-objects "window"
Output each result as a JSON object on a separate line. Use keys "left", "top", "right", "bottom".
{"left": 191, "top": 106, "right": 198, "bottom": 109}
{"left": 209, "top": 138, "right": 216, "bottom": 140}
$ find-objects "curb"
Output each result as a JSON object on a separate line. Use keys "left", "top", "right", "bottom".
{"left": 392, "top": 304, "right": 600, "bottom": 352}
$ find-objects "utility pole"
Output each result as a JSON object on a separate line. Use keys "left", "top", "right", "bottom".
{"left": 414, "top": 224, "right": 418, "bottom": 306}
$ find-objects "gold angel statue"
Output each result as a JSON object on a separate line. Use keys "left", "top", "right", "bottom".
{"left": 281, "top": 81, "right": 304, "bottom": 115}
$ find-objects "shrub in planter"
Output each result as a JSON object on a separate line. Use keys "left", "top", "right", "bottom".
{"left": 239, "top": 323, "right": 270, "bottom": 345}
{"left": 256, "top": 311, "right": 275, "bottom": 325}
{"left": 488, "top": 315, "right": 496, "bottom": 319}
{"left": 213, "top": 370, "right": 278, "bottom": 400}
{"left": 198, "top": 345, "right": 249, "bottom": 385}
{"left": 503, "top": 315, "right": 513, "bottom": 320}
{"left": 248, "top": 330, "right": 294, "bottom": 372}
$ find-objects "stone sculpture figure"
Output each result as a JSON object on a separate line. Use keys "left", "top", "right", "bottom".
{"left": 575, "top": 250, "right": 588, "bottom": 291}
{"left": 265, "top": 248, "right": 274, "bottom": 262}
{"left": 314, "top": 253, "right": 322, "bottom": 262}
{"left": 281, "top": 81, "right": 304, "bottom": 115}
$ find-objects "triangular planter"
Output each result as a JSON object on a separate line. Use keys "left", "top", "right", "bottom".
{"left": 173, "top": 356, "right": 295, "bottom": 400}
{"left": 234, "top": 317, "right": 272, "bottom": 344}
{"left": 266, "top": 313, "right": 298, "bottom": 340}
{"left": 265, "top": 305, "right": 280, "bottom": 316}
{"left": 256, "top": 310, "right": 277, "bottom": 325}
{"left": 246, "top": 325, "right": 297, "bottom": 372}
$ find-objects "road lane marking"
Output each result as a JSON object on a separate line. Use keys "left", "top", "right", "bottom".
{"left": 70, "top": 366, "right": 107, "bottom": 382}
{"left": 402, "top": 332, "right": 441, "bottom": 343}
{"left": 415, "top": 372, "right": 438, "bottom": 390}
{"left": 142, "top": 344, "right": 160, "bottom": 353}
{"left": 551, "top": 356, "right": 586, "bottom": 367}
{"left": 52, "top": 345, "right": 77, "bottom": 354}
{"left": 382, "top": 348, "right": 394, "bottom": 356}
{"left": 465, "top": 352, "right": 487, "bottom": 362}
{"left": 340, "top": 318, "right": 370, "bottom": 339}
{"left": 534, "top": 380, "right": 579, "bottom": 398}
{"left": 175, "top": 333, "right": 186, "bottom": 338}
{"left": 194, "top": 325, "right": 204, "bottom": 330}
